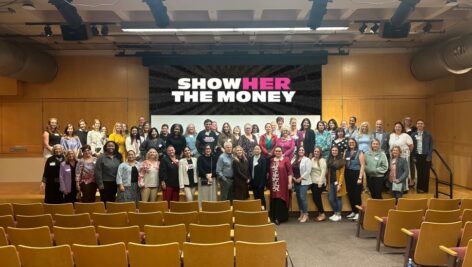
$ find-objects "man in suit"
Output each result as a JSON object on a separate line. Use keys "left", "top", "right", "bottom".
{"left": 412, "top": 120, "right": 433, "bottom": 193}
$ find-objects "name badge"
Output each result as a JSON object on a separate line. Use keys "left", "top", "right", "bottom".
{"left": 416, "top": 136, "right": 421, "bottom": 139}
{"left": 49, "top": 162, "right": 56, "bottom": 166}
{"left": 374, "top": 157, "right": 379, "bottom": 161}
{"left": 345, "top": 157, "right": 351, "bottom": 161}
{"left": 65, "top": 168, "right": 71, "bottom": 172}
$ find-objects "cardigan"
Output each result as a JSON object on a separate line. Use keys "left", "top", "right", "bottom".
{"left": 117, "top": 161, "right": 141, "bottom": 187}
{"left": 310, "top": 158, "right": 327, "bottom": 186}
{"left": 178, "top": 157, "right": 198, "bottom": 188}
{"left": 291, "top": 156, "right": 313, "bottom": 186}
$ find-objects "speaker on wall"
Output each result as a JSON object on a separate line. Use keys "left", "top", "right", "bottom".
{"left": 380, "top": 21, "right": 411, "bottom": 39}
{"left": 60, "top": 24, "right": 89, "bottom": 41}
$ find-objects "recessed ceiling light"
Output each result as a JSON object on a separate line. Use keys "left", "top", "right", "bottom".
{"left": 22, "top": 0, "right": 35, "bottom": 11}
{"left": 446, "top": 0, "right": 459, "bottom": 7}
{"left": 121, "top": 27, "right": 349, "bottom": 33}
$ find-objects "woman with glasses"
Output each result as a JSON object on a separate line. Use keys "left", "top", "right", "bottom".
{"left": 275, "top": 127, "right": 295, "bottom": 160}
{"left": 116, "top": 150, "right": 141, "bottom": 204}
{"left": 268, "top": 146, "right": 293, "bottom": 225}
{"left": 60, "top": 150, "right": 78, "bottom": 203}
{"left": 41, "top": 144, "right": 65, "bottom": 204}
{"left": 344, "top": 138, "right": 366, "bottom": 221}
{"left": 239, "top": 123, "right": 258, "bottom": 157}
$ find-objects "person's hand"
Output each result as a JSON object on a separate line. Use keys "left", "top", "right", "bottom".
{"left": 76, "top": 182, "right": 80, "bottom": 192}
{"left": 337, "top": 184, "right": 341, "bottom": 192}
{"left": 161, "top": 181, "right": 167, "bottom": 190}
{"left": 119, "top": 185, "right": 125, "bottom": 192}
{"left": 288, "top": 183, "right": 292, "bottom": 190}
{"left": 40, "top": 182, "right": 45, "bottom": 193}
{"left": 357, "top": 177, "right": 363, "bottom": 185}
{"left": 318, "top": 183, "right": 322, "bottom": 188}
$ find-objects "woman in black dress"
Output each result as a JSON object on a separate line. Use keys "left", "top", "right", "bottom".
{"left": 41, "top": 144, "right": 65, "bottom": 203}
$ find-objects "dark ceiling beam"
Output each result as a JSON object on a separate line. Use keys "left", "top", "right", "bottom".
{"left": 48, "top": 0, "right": 83, "bottom": 29}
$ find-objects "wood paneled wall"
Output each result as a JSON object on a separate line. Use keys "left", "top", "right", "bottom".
{"left": 0, "top": 56, "right": 149, "bottom": 155}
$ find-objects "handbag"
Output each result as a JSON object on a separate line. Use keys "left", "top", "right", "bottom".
{"left": 391, "top": 182, "right": 403, "bottom": 192}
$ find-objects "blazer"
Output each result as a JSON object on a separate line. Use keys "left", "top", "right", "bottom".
{"left": 299, "top": 129, "right": 315, "bottom": 157}
{"left": 178, "top": 157, "right": 198, "bottom": 188}
{"left": 291, "top": 156, "right": 313, "bottom": 186}
{"left": 249, "top": 155, "right": 268, "bottom": 188}
{"left": 390, "top": 157, "right": 409, "bottom": 190}
{"left": 259, "top": 134, "right": 277, "bottom": 157}
{"left": 411, "top": 131, "right": 433, "bottom": 161}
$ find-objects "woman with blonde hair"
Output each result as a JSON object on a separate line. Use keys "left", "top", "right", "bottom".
{"left": 233, "top": 126, "right": 241, "bottom": 143}
{"left": 108, "top": 122, "right": 126, "bottom": 160}
{"left": 356, "top": 121, "right": 372, "bottom": 153}
{"left": 310, "top": 147, "right": 327, "bottom": 221}
{"left": 138, "top": 148, "right": 159, "bottom": 202}
{"left": 60, "top": 150, "right": 78, "bottom": 203}
{"left": 184, "top": 123, "right": 198, "bottom": 156}
{"left": 87, "top": 119, "right": 106, "bottom": 156}
{"left": 239, "top": 123, "right": 258, "bottom": 157}
{"left": 232, "top": 145, "right": 251, "bottom": 200}
{"left": 116, "top": 150, "right": 141, "bottom": 204}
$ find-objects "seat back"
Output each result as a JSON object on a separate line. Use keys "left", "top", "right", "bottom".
{"left": 17, "top": 245, "right": 73, "bottom": 267}
{"left": 43, "top": 203, "right": 74, "bottom": 219}
{"left": 234, "top": 211, "right": 269, "bottom": 225}
{"left": 462, "top": 209, "right": 472, "bottom": 226}
{"left": 169, "top": 201, "right": 199, "bottom": 212}
{"left": 460, "top": 222, "right": 472, "bottom": 247}
{"left": 12, "top": 203, "right": 44, "bottom": 217}
{"left": 128, "top": 242, "right": 180, "bottom": 267}
{"left": 183, "top": 241, "right": 234, "bottom": 267}
{"left": 361, "top": 198, "right": 396, "bottom": 231}
{"left": 234, "top": 224, "right": 277, "bottom": 243}
{"left": 53, "top": 226, "right": 98, "bottom": 246}
{"left": 428, "top": 199, "right": 461, "bottom": 211}
{"left": 74, "top": 202, "right": 106, "bottom": 215}
{"left": 233, "top": 199, "right": 262, "bottom": 212}
{"left": 128, "top": 212, "right": 163, "bottom": 231}
{"left": 383, "top": 210, "right": 424, "bottom": 248}
{"left": 460, "top": 199, "right": 472, "bottom": 214}
{"left": 16, "top": 214, "right": 54, "bottom": 230}
{"left": 396, "top": 198, "right": 428, "bottom": 212}
{"left": 0, "top": 245, "right": 20, "bottom": 267}
{"left": 106, "top": 202, "right": 136, "bottom": 213}
{"left": 235, "top": 241, "right": 287, "bottom": 267}
{"left": 0, "top": 227, "right": 8, "bottom": 246}
{"left": 414, "top": 221, "right": 462, "bottom": 266}
{"left": 96, "top": 225, "right": 141, "bottom": 248}
{"left": 463, "top": 239, "right": 472, "bottom": 267}
{"left": 201, "top": 201, "right": 231, "bottom": 212}
{"left": 424, "top": 209, "right": 461, "bottom": 223}
{"left": 188, "top": 223, "right": 231, "bottom": 243}
{"left": 92, "top": 212, "right": 128, "bottom": 227}
{"left": 72, "top": 243, "right": 128, "bottom": 267}
{"left": 164, "top": 211, "right": 198, "bottom": 229}
{"left": 198, "top": 210, "right": 233, "bottom": 225}
{"left": 54, "top": 213, "right": 91, "bottom": 227}
{"left": 0, "top": 215, "right": 15, "bottom": 229}
{"left": 138, "top": 201, "right": 168, "bottom": 213}
{"left": 7, "top": 226, "right": 52, "bottom": 247}
{"left": 0, "top": 203, "right": 13, "bottom": 216}
{"left": 144, "top": 224, "right": 187, "bottom": 249}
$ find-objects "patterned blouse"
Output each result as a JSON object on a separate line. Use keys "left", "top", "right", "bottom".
{"left": 315, "top": 131, "right": 332, "bottom": 159}
{"left": 76, "top": 157, "right": 97, "bottom": 184}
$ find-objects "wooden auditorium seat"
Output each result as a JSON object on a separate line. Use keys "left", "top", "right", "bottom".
{"left": 198, "top": 210, "right": 233, "bottom": 226}
{"left": 163, "top": 211, "right": 198, "bottom": 229}
{"left": 440, "top": 239, "right": 472, "bottom": 267}
{"left": 7, "top": 226, "right": 52, "bottom": 247}
{"left": 234, "top": 211, "right": 269, "bottom": 225}
{"left": 96, "top": 225, "right": 141, "bottom": 247}
{"left": 138, "top": 201, "right": 168, "bottom": 213}
{"left": 461, "top": 209, "right": 472, "bottom": 226}
{"left": 374, "top": 209, "right": 424, "bottom": 251}
{"left": 42, "top": 203, "right": 74, "bottom": 219}
{"left": 428, "top": 198, "right": 461, "bottom": 211}
{"left": 12, "top": 203, "right": 44, "bottom": 217}
{"left": 402, "top": 221, "right": 461, "bottom": 266}
{"left": 144, "top": 224, "right": 187, "bottom": 249}
{"left": 16, "top": 214, "right": 53, "bottom": 230}
{"left": 396, "top": 198, "right": 428, "bottom": 212}
{"left": 92, "top": 212, "right": 128, "bottom": 227}
{"left": 201, "top": 200, "right": 231, "bottom": 212}
{"left": 106, "top": 202, "right": 136, "bottom": 213}
{"left": 424, "top": 209, "right": 461, "bottom": 223}
{"left": 128, "top": 211, "right": 163, "bottom": 231}
{"left": 0, "top": 226, "right": 8, "bottom": 246}
{"left": 17, "top": 244, "right": 74, "bottom": 267}
{"left": 235, "top": 241, "right": 287, "bottom": 267}
{"left": 0, "top": 245, "right": 21, "bottom": 267}
{"left": 74, "top": 202, "right": 105, "bottom": 215}
{"left": 128, "top": 242, "right": 181, "bottom": 267}
{"left": 188, "top": 223, "right": 231, "bottom": 243}
{"left": 233, "top": 199, "right": 263, "bottom": 212}
{"left": 54, "top": 213, "right": 91, "bottom": 228}
{"left": 72, "top": 243, "right": 128, "bottom": 267}
{"left": 233, "top": 223, "right": 277, "bottom": 243}
{"left": 0, "top": 203, "right": 14, "bottom": 216}
{"left": 183, "top": 241, "right": 234, "bottom": 267}
{"left": 0, "top": 215, "right": 16, "bottom": 229}
{"left": 460, "top": 199, "right": 472, "bottom": 214}
{"left": 53, "top": 226, "right": 98, "bottom": 246}
{"left": 356, "top": 198, "right": 395, "bottom": 237}
{"left": 169, "top": 201, "right": 199, "bottom": 212}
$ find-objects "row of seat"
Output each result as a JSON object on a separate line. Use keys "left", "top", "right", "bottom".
{"left": 352, "top": 198, "right": 472, "bottom": 266}
{"left": 0, "top": 200, "right": 264, "bottom": 217}
{"left": 1, "top": 210, "right": 271, "bottom": 230}
{"left": 0, "top": 240, "right": 287, "bottom": 267}
{"left": 1, "top": 223, "right": 277, "bottom": 248}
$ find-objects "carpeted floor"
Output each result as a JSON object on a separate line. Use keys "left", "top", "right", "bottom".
{"left": 276, "top": 215, "right": 404, "bottom": 267}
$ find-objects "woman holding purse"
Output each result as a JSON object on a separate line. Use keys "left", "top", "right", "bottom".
{"left": 389, "top": 145, "right": 409, "bottom": 203}
{"left": 197, "top": 144, "right": 218, "bottom": 202}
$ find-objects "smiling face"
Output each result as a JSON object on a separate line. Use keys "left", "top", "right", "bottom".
{"left": 394, "top": 123, "right": 402, "bottom": 134}
{"left": 253, "top": 145, "right": 261, "bottom": 156}
{"left": 317, "top": 122, "right": 325, "bottom": 132}
{"left": 106, "top": 142, "right": 115, "bottom": 154}
{"left": 348, "top": 139, "right": 357, "bottom": 149}
{"left": 223, "top": 123, "right": 230, "bottom": 134}
{"left": 127, "top": 150, "right": 136, "bottom": 162}
{"left": 183, "top": 147, "right": 192, "bottom": 158}
{"left": 391, "top": 147, "right": 400, "bottom": 158}
{"left": 297, "top": 147, "right": 305, "bottom": 157}
{"left": 330, "top": 146, "right": 339, "bottom": 157}
{"left": 204, "top": 145, "right": 212, "bottom": 156}
{"left": 371, "top": 139, "right": 380, "bottom": 151}
{"left": 166, "top": 146, "right": 175, "bottom": 157}
{"left": 235, "top": 146, "right": 244, "bottom": 157}
{"left": 302, "top": 119, "right": 310, "bottom": 129}
{"left": 274, "top": 147, "right": 283, "bottom": 158}
{"left": 147, "top": 148, "right": 157, "bottom": 160}
{"left": 313, "top": 147, "right": 321, "bottom": 159}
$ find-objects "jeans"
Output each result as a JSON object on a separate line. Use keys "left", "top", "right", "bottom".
{"left": 328, "top": 183, "right": 342, "bottom": 213}
{"left": 294, "top": 184, "right": 309, "bottom": 213}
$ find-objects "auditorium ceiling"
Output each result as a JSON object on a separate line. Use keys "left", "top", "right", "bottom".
{"left": 0, "top": 0, "right": 471, "bottom": 54}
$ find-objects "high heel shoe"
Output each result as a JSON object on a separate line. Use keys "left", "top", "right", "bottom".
{"left": 315, "top": 214, "right": 326, "bottom": 222}
{"left": 300, "top": 214, "right": 308, "bottom": 223}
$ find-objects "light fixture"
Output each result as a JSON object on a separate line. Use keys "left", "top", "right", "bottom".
{"left": 370, "top": 23, "right": 380, "bottom": 34}
{"left": 316, "top": 27, "right": 349, "bottom": 31}
{"left": 90, "top": 25, "right": 99, "bottom": 36}
{"left": 307, "top": 0, "right": 329, "bottom": 30}
{"left": 446, "top": 0, "right": 459, "bottom": 6}
{"left": 22, "top": 0, "right": 35, "bottom": 10}
{"left": 359, "top": 23, "right": 367, "bottom": 33}
{"left": 44, "top": 25, "right": 52, "bottom": 37}
{"left": 423, "top": 22, "right": 432, "bottom": 33}
{"left": 101, "top": 25, "right": 109, "bottom": 36}
{"left": 121, "top": 27, "right": 348, "bottom": 33}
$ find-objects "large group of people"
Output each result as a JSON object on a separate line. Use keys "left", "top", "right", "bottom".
{"left": 40, "top": 115, "right": 433, "bottom": 225}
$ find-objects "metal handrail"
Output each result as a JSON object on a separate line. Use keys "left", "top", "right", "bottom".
{"left": 432, "top": 149, "right": 453, "bottom": 199}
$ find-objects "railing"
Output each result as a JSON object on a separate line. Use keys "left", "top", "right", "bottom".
{"left": 431, "top": 149, "right": 453, "bottom": 199}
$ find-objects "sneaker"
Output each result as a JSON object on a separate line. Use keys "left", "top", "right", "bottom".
{"left": 350, "top": 213, "right": 359, "bottom": 221}
{"left": 332, "top": 215, "right": 342, "bottom": 222}
{"left": 346, "top": 212, "right": 356, "bottom": 219}
{"left": 329, "top": 214, "right": 337, "bottom": 220}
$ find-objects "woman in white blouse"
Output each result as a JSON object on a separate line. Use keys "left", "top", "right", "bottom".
{"left": 87, "top": 119, "right": 106, "bottom": 156}
{"left": 178, "top": 147, "right": 198, "bottom": 201}
{"left": 291, "top": 147, "right": 313, "bottom": 223}
{"left": 388, "top": 122, "right": 413, "bottom": 188}
{"left": 310, "top": 147, "right": 327, "bottom": 221}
